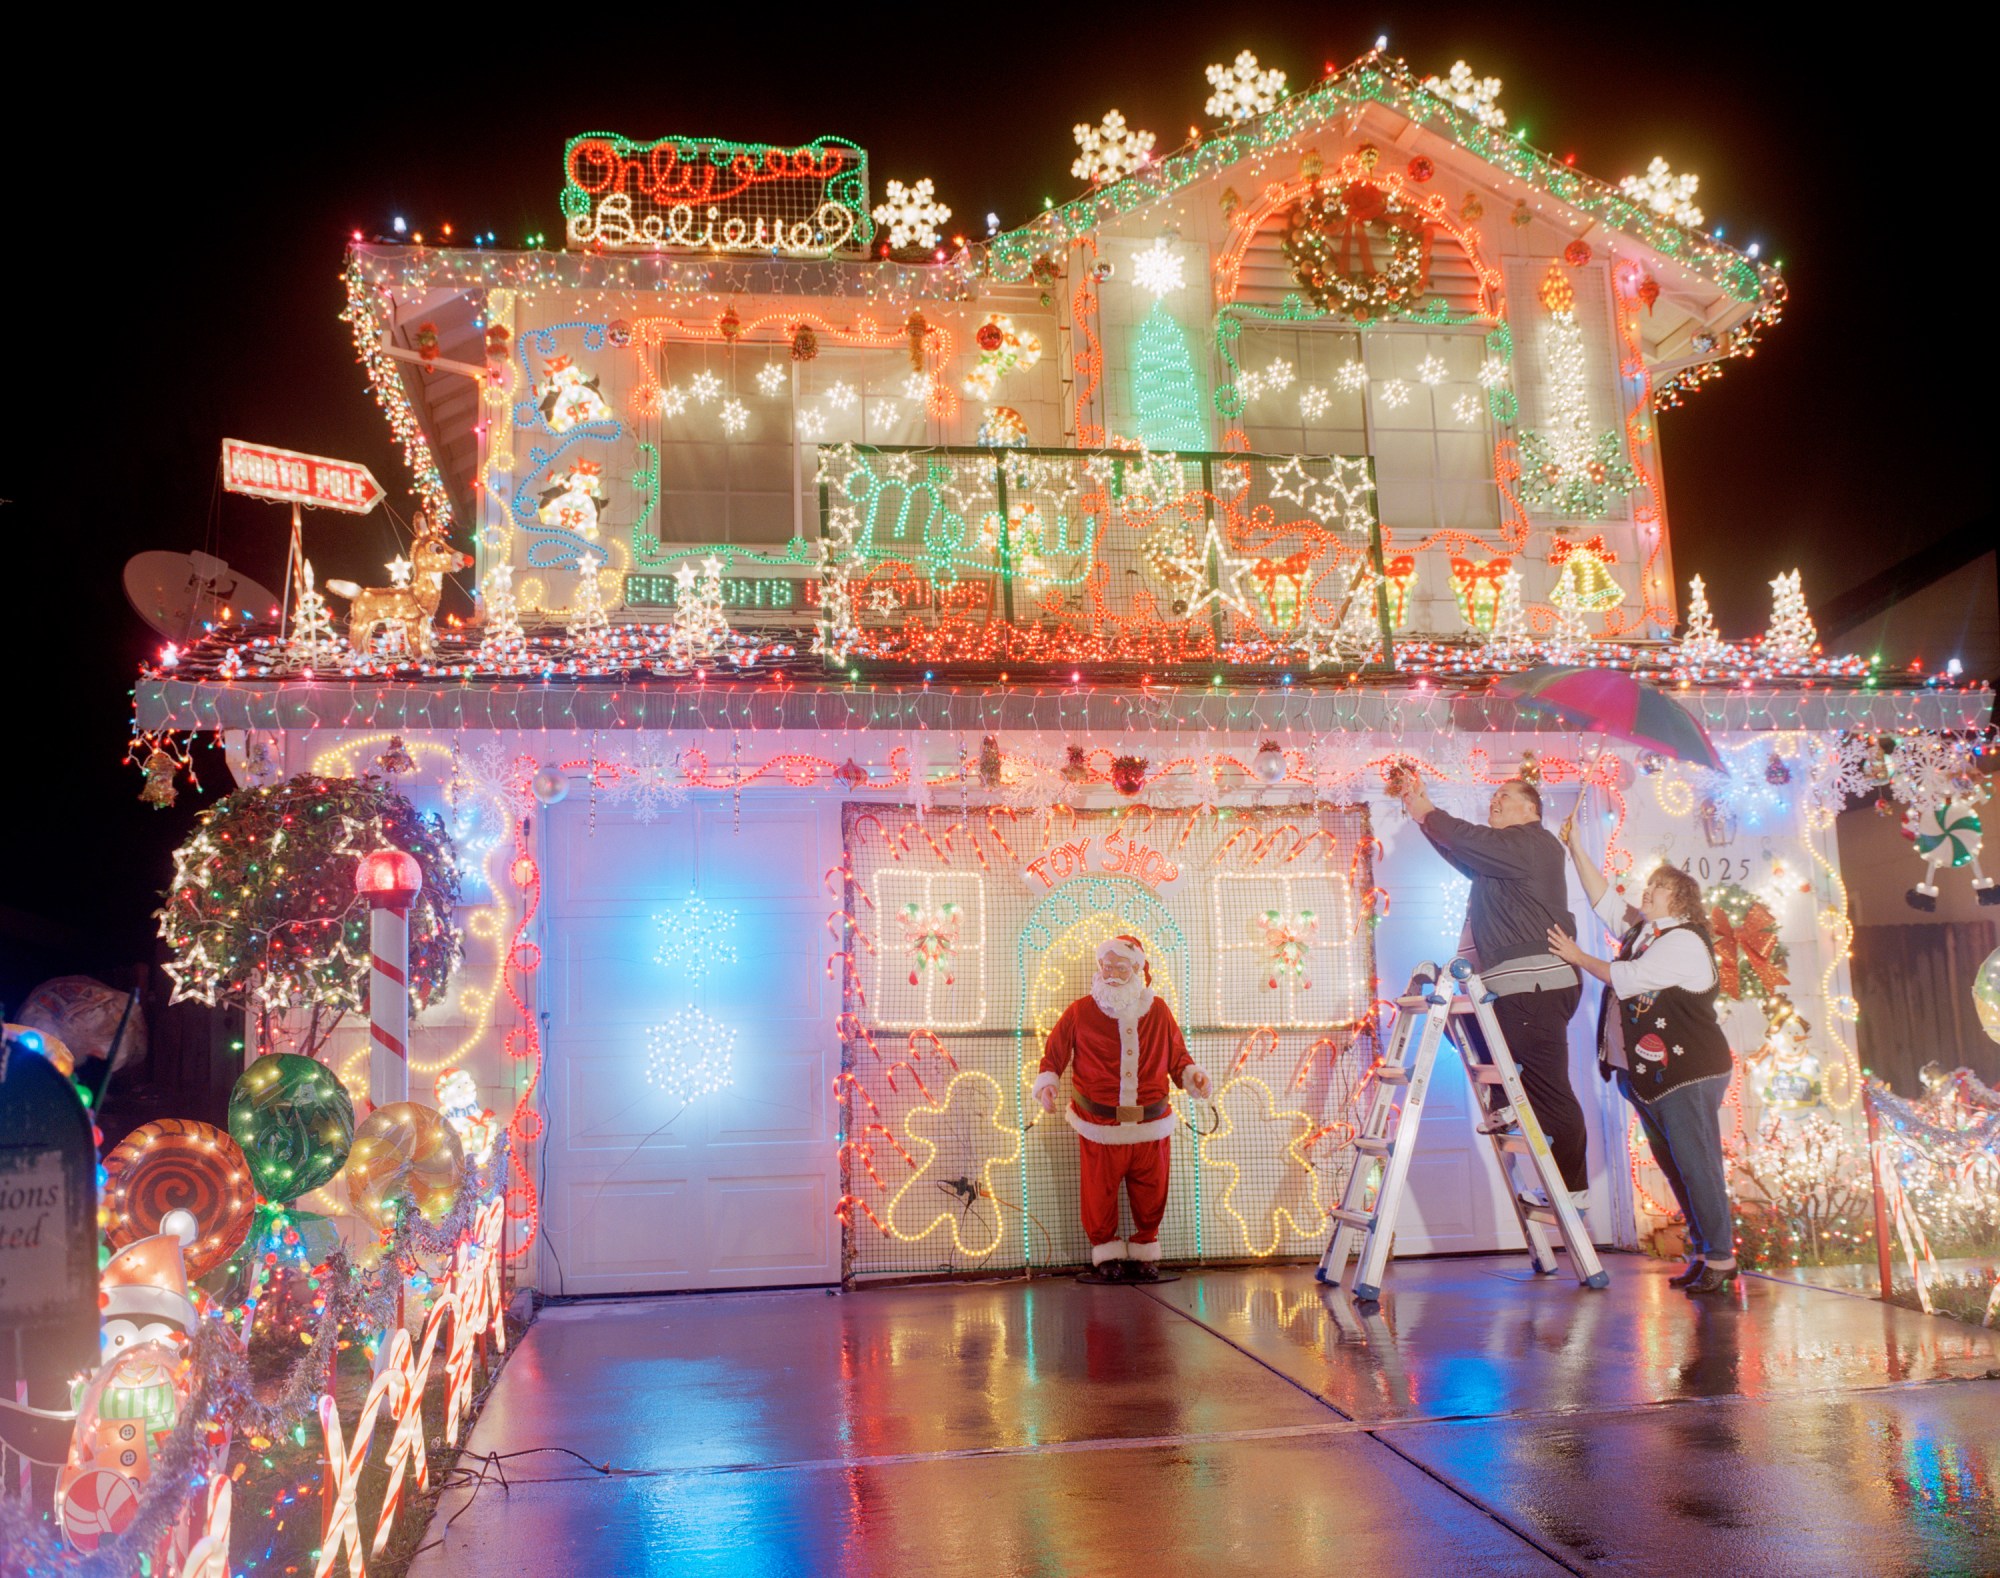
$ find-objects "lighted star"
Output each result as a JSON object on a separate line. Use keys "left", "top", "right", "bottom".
{"left": 386, "top": 556, "right": 413, "bottom": 587}
{"left": 1157, "top": 519, "right": 1259, "bottom": 622}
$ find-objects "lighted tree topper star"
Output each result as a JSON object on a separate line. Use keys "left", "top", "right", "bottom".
{"left": 1204, "top": 50, "right": 1287, "bottom": 122}
{"left": 872, "top": 177, "right": 952, "bottom": 251}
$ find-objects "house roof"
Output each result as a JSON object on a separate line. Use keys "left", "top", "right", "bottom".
{"left": 982, "top": 48, "right": 1784, "bottom": 403}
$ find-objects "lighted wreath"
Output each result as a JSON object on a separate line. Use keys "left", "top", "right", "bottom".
{"left": 1280, "top": 180, "right": 1430, "bottom": 320}
{"left": 1705, "top": 882, "right": 1790, "bottom": 1008}
{"left": 158, "top": 773, "right": 462, "bottom": 1015}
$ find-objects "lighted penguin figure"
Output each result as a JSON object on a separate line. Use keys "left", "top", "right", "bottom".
{"left": 537, "top": 354, "right": 613, "bottom": 432}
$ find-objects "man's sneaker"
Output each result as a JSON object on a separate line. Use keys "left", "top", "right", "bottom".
{"left": 1476, "top": 1105, "right": 1519, "bottom": 1135}
{"left": 1517, "top": 1186, "right": 1590, "bottom": 1214}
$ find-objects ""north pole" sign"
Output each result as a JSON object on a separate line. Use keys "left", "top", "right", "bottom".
{"left": 222, "top": 439, "right": 384, "bottom": 514}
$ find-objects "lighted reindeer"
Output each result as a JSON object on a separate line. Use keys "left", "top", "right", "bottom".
{"left": 326, "top": 513, "right": 472, "bottom": 657}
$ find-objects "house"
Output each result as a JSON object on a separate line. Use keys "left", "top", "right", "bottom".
{"left": 133, "top": 51, "right": 1989, "bottom": 1295}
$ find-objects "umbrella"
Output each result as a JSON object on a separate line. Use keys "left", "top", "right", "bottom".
{"left": 1492, "top": 666, "right": 1725, "bottom": 772}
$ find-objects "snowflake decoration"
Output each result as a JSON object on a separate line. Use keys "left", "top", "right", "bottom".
{"left": 1204, "top": 49, "right": 1287, "bottom": 123}
{"left": 1071, "top": 109, "right": 1155, "bottom": 185}
{"left": 655, "top": 891, "right": 739, "bottom": 982}
{"left": 645, "top": 1006, "right": 736, "bottom": 1104}
{"left": 872, "top": 177, "right": 952, "bottom": 251}
{"left": 755, "top": 362, "right": 786, "bottom": 397}
{"left": 1422, "top": 60, "right": 1506, "bottom": 130}
{"left": 1619, "top": 156, "right": 1705, "bottom": 228}
{"left": 901, "top": 372, "right": 930, "bottom": 403}
{"left": 1131, "top": 238, "right": 1186, "bottom": 298}
{"left": 661, "top": 384, "right": 689, "bottom": 417}
{"left": 1378, "top": 379, "right": 1411, "bottom": 409}
{"left": 720, "top": 399, "right": 749, "bottom": 435}
{"left": 689, "top": 370, "right": 721, "bottom": 404}
{"left": 826, "top": 381, "right": 858, "bottom": 411}
{"left": 1416, "top": 355, "right": 1447, "bottom": 385}
{"left": 1258, "top": 359, "right": 1294, "bottom": 394}
{"left": 1299, "top": 385, "right": 1330, "bottom": 420}
{"left": 1452, "top": 393, "right": 1482, "bottom": 423}
{"left": 1334, "top": 359, "right": 1368, "bottom": 392}
{"left": 798, "top": 407, "right": 828, "bottom": 440}
{"left": 605, "top": 739, "right": 688, "bottom": 824}
{"left": 1477, "top": 357, "right": 1510, "bottom": 389}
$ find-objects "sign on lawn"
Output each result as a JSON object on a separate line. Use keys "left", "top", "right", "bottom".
{"left": 222, "top": 439, "right": 384, "bottom": 514}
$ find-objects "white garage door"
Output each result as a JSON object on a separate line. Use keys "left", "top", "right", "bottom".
{"left": 538, "top": 796, "right": 842, "bottom": 1293}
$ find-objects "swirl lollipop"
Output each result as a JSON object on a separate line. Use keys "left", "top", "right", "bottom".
{"left": 344, "top": 1102, "right": 465, "bottom": 1234}
{"left": 228, "top": 1054, "right": 354, "bottom": 1202}
{"left": 103, "top": 1119, "right": 255, "bottom": 1277}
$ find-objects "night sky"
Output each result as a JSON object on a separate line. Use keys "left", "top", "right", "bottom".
{"left": 8, "top": 12, "right": 1978, "bottom": 999}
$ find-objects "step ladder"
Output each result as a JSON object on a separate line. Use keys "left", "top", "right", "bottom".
{"left": 1317, "top": 959, "right": 1609, "bottom": 1300}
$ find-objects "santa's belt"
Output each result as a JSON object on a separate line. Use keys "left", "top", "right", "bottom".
{"left": 1073, "top": 1095, "right": 1171, "bottom": 1123}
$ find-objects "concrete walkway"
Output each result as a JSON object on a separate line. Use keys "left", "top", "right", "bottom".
{"left": 410, "top": 1256, "right": 2000, "bottom": 1575}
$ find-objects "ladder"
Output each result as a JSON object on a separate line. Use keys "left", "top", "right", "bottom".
{"left": 1317, "top": 959, "right": 1609, "bottom": 1300}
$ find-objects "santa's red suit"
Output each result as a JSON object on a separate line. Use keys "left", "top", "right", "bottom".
{"left": 1033, "top": 936, "right": 1210, "bottom": 1266}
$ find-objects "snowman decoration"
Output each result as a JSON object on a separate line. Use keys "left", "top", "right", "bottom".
{"left": 1904, "top": 784, "right": 1998, "bottom": 911}
{"left": 538, "top": 355, "right": 613, "bottom": 432}
{"left": 536, "top": 458, "right": 608, "bottom": 541}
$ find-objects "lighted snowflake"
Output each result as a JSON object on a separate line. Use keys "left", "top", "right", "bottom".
{"left": 1334, "top": 359, "right": 1368, "bottom": 392}
{"left": 872, "top": 176, "right": 952, "bottom": 251}
{"left": 901, "top": 372, "right": 930, "bottom": 403}
{"left": 1204, "top": 49, "right": 1287, "bottom": 122}
{"left": 755, "top": 362, "right": 787, "bottom": 397}
{"left": 605, "top": 739, "right": 688, "bottom": 824}
{"left": 1258, "top": 359, "right": 1295, "bottom": 394}
{"left": 1422, "top": 60, "right": 1506, "bottom": 130}
{"left": 1378, "top": 379, "right": 1411, "bottom": 409}
{"left": 1619, "top": 156, "right": 1705, "bottom": 228}
{"left": 826, "top": 381, "right": 858, "bottom": 411}
{"left": 662, "top": 384, "right": 689, "bottom": 417}
{"left": 720, "top": 399, "right": 749, "bottom": 435}
{"left": 1477, "top": 357, "right": 1510, "bottom": 389}
{"left": 798, "top": 407, "right": 828, "bottom": 439}
{"left": 1299, "top": 385, "right": 1330, "bottom": 420}
{"left": 645, "top": 1006, "right": 736, "bottom": 1104}
{"left": 1131, "top": 238, "right": 1186, "bottom": 298}
{"left": 655, "top": 891, "right": 739, "bottom": 982}
{"left": 1452, "top": 393, "right": 1482, "bottom": 423}
{"left": 689, "top": 371, "right": 722, "bottom": 404}
{"left": 1071, "top": 109, "right": 1155, "bottom": 185}
{"left": 1416, "top": 355, "right": 1447, "bottom": 385}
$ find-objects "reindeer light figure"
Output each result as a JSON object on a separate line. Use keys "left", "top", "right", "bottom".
{"left": 327, "top": 513, "right": 471, "bottom": 657}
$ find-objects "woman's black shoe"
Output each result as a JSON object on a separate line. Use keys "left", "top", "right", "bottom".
{"left": 1684, "top": 1264, "right": 1738, "bottom": 1295}
{"left": 1668, "top": 1260, "right": 1706, "bottom": 1288}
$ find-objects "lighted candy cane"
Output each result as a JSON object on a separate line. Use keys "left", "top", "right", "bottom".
{"left": 441, "top": 1200, "right": 506, "bottom": 1444}
{"left": 1230, "top": 1026, "right": 1278, "bottom": 1075}
{"left": 318, "top": 1374, "right": 395, "bottom": 1578}
{"left": 906, "top": 1028, "right": 959, "bottom": 1071}
{"left": 883, "top": 1061, "right": 937, "bottom": 1103}
{"left": 370, "top": 1311, "right": 446, "bottom": 1557}
{"left": 835, "top": 1194, "right": 892, "bottom": 1235}
{"left": 179, "top": 1477, "right": 232, "bottom": 1578}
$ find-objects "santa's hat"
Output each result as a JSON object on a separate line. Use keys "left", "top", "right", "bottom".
{"left": 1096, "top": 934, "right": 1151, "bottom": 983}
{"left": 101, "top": 1223, "right": 198, "bottom": 1333}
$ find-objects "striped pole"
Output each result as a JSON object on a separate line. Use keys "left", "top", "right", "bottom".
{"left": 355, "top": 849, "right": 421, "bottom": 1108}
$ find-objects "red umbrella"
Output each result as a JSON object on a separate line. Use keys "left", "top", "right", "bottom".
{"left": 1492, "top": 666, "right": 1725, "bottom": 771}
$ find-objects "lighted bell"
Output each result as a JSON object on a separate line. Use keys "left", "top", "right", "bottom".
{"left": 354, "top": 847, "right": 422, "bottom": 901}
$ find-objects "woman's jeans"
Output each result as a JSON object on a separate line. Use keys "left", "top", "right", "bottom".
{"left": 1617, "top": 1070, "right": 1734, "bottom": 1260}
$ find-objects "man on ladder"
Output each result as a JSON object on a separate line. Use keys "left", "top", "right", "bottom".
{"left": 1390, "top": 765, "right": 1590, "bottom": 1215}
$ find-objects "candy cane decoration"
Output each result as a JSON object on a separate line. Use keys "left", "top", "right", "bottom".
{"left": 354, "top": 849, "right": 422, "bottom": 1106}
{"left": 883, "top": 1061, "right": 937, "bottom": 1103}
{"left": 318, "top": 1374, "right": 394, "bottom": 1578}
{"left": 371, "top": 1315, "right": 445, "bottom": 1557}
{"left": 836, "top": 1194, "right": 892, "bottom": 1235}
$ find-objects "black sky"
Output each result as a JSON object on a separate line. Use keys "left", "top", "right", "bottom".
{"left": 3, "top": 10, "right": 1977, "bottom": 996}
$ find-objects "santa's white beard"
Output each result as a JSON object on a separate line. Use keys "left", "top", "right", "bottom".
{"left": 1090, "top": 972, "right": 1154, "bottom": 1024}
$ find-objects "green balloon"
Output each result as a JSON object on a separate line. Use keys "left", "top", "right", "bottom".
{"left": 228, "top": 1054, "right": 355, "bottom": 1202}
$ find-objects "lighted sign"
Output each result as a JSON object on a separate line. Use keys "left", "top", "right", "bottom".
{"left": 222, "top": 439, "right": 383, "bottom": 514}
{"left": 561, "top": 134, "right": 871, "bottom": 256}
{"left": 624, "top": 573, "right": 804, "bottom": 611}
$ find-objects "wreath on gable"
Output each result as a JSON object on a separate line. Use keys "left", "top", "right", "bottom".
{"left": 1280, "top": 180, "right": 1431, "bottom": 320}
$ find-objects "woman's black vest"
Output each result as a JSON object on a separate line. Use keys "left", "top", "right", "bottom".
{"left": 1594, "top": 919, "right": 1733, "bottom": 1100}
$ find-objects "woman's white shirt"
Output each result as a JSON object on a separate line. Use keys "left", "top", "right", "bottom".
{"left": 1592, "top": 889, "right": 1717, "bottom": 999}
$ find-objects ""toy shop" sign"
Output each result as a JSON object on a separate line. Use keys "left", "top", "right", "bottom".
{"left": 1022, "top": 828, "right": 1185, "bottom": 893}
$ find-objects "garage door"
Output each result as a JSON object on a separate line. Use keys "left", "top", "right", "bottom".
{"left": 538, "top": 796, "right": 842, "bottom": 1293}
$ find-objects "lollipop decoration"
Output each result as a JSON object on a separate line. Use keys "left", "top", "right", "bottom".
{"left": 103, "top": 1119, "right": 255, "bottom": 1277}
{"left": 1904, "top": 791, "right": 1998, "bottom": 911}
{"left": 228, "top": 1054, "right": 355, "bottom": 1202}
{"left": 343, "top": 1102, "right": 466, "bottom": 1234}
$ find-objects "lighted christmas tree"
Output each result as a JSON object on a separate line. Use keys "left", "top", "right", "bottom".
{"left": 1547, "top": 590, "right": 1590, "bottom": 661}
{"left": 288, "top": 560, "right": 344, "bottom": 667}
{"left": 1682, "top": 572, "right": 1723, "bottom": 663}
{"left": 1486, "top": 567, "right": 1527, "bottom": 656}
{"left": 479, "top": 562, "right": 526, "bottom": 661}
{"left": 1765, "top": 569, "right": 1817, "bottom": 666}
{"left": 567, "top": 550, "right": 610, "bottom": 652}
{"left": 668, "top": 556, "right": 733, "bottom": 668}
{"left": 1518, "top": 267, "right": 1637, "bottom": 517}
{"left": 1131, "top": 302, "right": 1205, "bottom": 453}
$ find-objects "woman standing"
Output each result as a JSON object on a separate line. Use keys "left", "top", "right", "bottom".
{"left": 1547, "top": 819, "right": 1740, "bottom": 1295}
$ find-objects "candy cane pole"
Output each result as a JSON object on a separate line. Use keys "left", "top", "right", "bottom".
{"left": 355, "top": 849, "right": 422, "bottom": 1107}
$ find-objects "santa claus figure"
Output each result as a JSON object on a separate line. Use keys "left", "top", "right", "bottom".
{"left": 1033, "top": 935, "right": 1212, "bottom": 1282}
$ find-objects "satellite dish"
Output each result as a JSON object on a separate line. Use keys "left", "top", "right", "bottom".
{"left": 123, "top": 551, "right": 281, "bottom": 640}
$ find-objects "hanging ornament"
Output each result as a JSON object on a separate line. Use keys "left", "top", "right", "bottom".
{"left": 905, "top": 312, "right": 929, "bottom": 373}
{"left": 1637, "top": 751, "right": 1662, "bottom": 776}
{"left": 1764, "top": 752, "right": 1791, "bottom": 786}
{"left": 531, "top": 766, "right": 568, "bottom": 805}
{"left": 1299, "top": 151, "right": 1324, "bottom": 178}
{"left": 1356, "top": 144, "right": 1381, "bottom": 170}
{"left": 1407, "top": 155, "right": 1434, "bottom": 181}
{"left": 378, "top": 735, "right": 416, "bottom": 777}
{"left": 484, "top": 323, "right": 511, "bottom": 363}
{"left": 1563, "top": 238, "right": 1593, "bottom": 267}
{"left": 976, "top": 321, "right": 1004, "bottom": 352}
{"left": 1220, "top": 186, "right": 1242, "bottom": 218}
{"left": 1637, "top": 275, "right": 1660, "bottom": 314}
{"left": 1061, "top": 745, "right": 1092, "bottom": 784}
{"left": 1461, "top": 192, "right": 1485, "bottom": 222}
{"left": 977, "top": 735, "right": 1004, "bottom": 790}
{"left": 1253, "top": 740, "right": 1289, "bottom": 785}
{"left": 139, "top": 748, "right": 179, "bottom": 808}
{"left": 1518, "top": 750, "right": 1541, "bottom": 786}
{"left": 833, "top": 759, "right": 869, "bottom": 791}
{"left": 1700, "top": 798, "right": 1739, "bottom": 849}
{"left": 1110, "top": 755, "right": 1148, "bottom": 797}
{"left": 719, "top": 307, "right": 743, "bottom": 341}
{"left": 414, "top": 321, "right": 440, "bottom": 366}
{"left": 790, "top": 323, "right": 819, "bottom": 362}
{"left": 607, "top": 319, "right": 632, "bottom": 348}
{"left": 1510, "top": 200, "right": 1533, "bottom": 228}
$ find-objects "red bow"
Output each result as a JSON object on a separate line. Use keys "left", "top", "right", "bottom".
{"left": 1711, "top": 900, "right": 1788, "bottom": 999}
{"left": 1548, "top": 535, "right": 1614, "bottom": 568}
